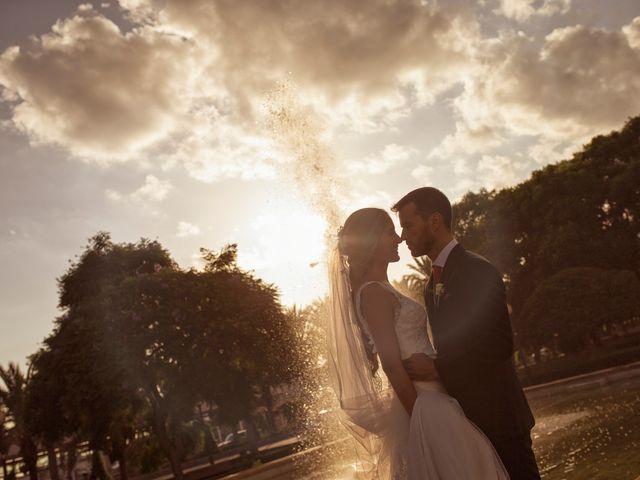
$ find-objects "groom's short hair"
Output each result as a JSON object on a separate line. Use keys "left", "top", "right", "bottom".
{"left": 392, "top": 187, "right": 453, "bottom": 231}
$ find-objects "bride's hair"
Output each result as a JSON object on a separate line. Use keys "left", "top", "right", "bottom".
{"left": 337, "top": 207, "right": 391, "bottom": 374}
{"left": 338, "top": 208, "right": 391, "bottom": 285}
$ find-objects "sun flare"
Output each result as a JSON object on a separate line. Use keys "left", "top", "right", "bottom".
{"left": 237, "top": 201, "right": 328, "bottom": 305}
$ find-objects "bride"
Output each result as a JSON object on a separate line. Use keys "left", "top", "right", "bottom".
{"left": 327, "top": 207, "right": 508, "bottom": 479}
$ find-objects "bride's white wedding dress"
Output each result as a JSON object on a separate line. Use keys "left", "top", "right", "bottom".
{"left": 355, "top": 281, "right": 509, "bottom": 480}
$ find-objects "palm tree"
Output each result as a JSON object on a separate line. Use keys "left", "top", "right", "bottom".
{"left": 0, "top": 363, "right": 39, "bottom": 480}
{"left": 406, "top": 256, "right": 432, "bottom": 290}
{"left": 392, "top": 276, "right": 423, "bottom": 304}
{"left": 1, "top": 406, "right": 11, "bottom": 480}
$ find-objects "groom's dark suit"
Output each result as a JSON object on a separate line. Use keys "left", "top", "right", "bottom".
{"left": 425, "top": 244, "right": 539, "bottom": 479}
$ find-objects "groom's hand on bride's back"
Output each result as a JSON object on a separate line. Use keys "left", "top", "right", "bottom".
{"left": 402, "top": 353, "right": 439, "bottom": 381}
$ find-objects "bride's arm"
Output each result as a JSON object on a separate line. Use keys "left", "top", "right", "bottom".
{"left": 360, "top": 284, "right": 417, "bottom": 416}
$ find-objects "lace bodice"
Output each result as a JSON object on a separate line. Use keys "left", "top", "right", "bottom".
{"left": 355, "top": 281, "right": 437, "bottom": 359}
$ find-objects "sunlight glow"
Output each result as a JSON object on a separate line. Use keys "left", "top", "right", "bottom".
{"left": 237, "top": 201, "right": 328, "bottom": 306}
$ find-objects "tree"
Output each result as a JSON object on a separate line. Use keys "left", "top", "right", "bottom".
{"left": 0, "top": 363, "right": 39, "bottom": 480}
{"left": 1, "top": 402, "right": 12, "bottom": 480}
{"left": 105, "top": 244, "right": 299, "bottom": 465}
{"left": 516, "top": 268, "right": 640, "bottom": 353}
{"left": 451, "top": 116, "right": 640, "bottom": 336}
{"left": 392, "top": 276, "right": 423, "bottom": 305}
{"left": 398, "top": 255, "right": 432, "bottom": 303}
{"left": 25, "top": 350, "right": 67, "bottom": 480}
{"left": 47, "top": 232, "right": 174, "bottom": 480}
{"left": 35, "top": 233, "right": 305, "bottom": 479}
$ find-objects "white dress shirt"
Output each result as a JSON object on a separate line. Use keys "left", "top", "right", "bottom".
{"left": 433, "top": 238, "right": 458, "bottom": 269}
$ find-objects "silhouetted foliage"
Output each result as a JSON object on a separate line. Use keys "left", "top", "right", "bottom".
{"left": 26, "top": 234, "right": 304, "bottom": 479}
{"left": 0, "top": 364, "right": 39, "bottom": 480}
{"left": 451, "top": 116, "right": 640, "bottom": 346}
{"left": 517, "top": 268, "right": 640, "bottom": 352}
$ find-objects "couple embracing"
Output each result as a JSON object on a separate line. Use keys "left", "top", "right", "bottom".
{"left": 328, "top": 187, "right": 540, "bottom": 479}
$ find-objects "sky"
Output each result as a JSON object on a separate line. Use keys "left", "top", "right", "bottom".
{"left": 1, "top": 0, "right": 640, "bottom": 367}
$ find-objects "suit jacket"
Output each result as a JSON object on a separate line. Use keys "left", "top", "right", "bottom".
{"left": 425, "top": 244, "right": 535, "bottom": 442}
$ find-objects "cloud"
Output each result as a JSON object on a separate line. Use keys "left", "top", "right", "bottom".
{"left": 527, "top": 138, "right": 576, "bottom": 165}
{"left": 131, "top": 174, "right": 172, "bottom": 202}
{"left": 106, "top": 174, "right": 172, "bottom": 204}
{"left": 477, "top": 154, "right": 527, "bottom": 189}
{"left": 0, "top": 8, "right": 199, "bottom": 160}
{"left": 119, "top": 0, "right": 479, "bottom": 127}
{"left": 350, "top": 143, "right": 418, "bottom": 175}
{"left": 176, "top": 221, "right": 200, "bottom": 237}
{"left": 623, "top": 16, "right": 640, "bottom": 49}
{"left": 495, "top": 0, "right": 571, "bottom": 22}
{"left": 495, "top": 24, "right": 640, "bottom": 134}
{"left": 105, "top": 189, "right": 122, "bottom": 201}
{"left": 2, "top": 0, "right": 637, "bottom": 198}
{"left": 431, "top": 20, "right": 640, "bottom": 161}
{"left": 411, "top": 164, "right": 435, "bottom": 185}
{"left": 164, "top": 118, "right": 279, "bottom": 183}
{"left": 429, "top": 121, "right": 504, "bottom": 160}
{"left": 0, "top": 0, "right": 482, "bottom": 183}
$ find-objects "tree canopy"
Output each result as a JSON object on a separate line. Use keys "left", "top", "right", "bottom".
{"left": 20, "top": 234, "right": 306, "bottom": 480}
{"left": 451, "top": 116, "right": 640, "bottom": 345}
{"left": 517, "top": 268, "right": 640, "bottom": 352}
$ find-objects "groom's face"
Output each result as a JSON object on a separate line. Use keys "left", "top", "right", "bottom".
{"left": 398, "top": 202, "right": 435, "bottom": 258}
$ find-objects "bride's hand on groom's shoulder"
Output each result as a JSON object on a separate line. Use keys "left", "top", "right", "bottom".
{"left": 402, "top": 353, "right": 439, "bottom": 381}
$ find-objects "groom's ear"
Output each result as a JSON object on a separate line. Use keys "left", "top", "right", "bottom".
{"left": 428, "top": 211, "right": 444, "bottom": 230}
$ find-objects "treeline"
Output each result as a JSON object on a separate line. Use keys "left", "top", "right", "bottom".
{"left": 0, "top": 234, "right": 325, "bottom": 480}
{"left": 451, "top": 116, "right": 640, "bottom": 352}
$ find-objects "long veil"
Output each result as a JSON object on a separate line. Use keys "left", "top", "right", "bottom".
{"left": 327, "top": 244, "right": 396, "bottom": 478}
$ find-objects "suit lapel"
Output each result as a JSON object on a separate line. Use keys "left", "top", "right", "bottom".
{"left": 429, "top": 244, "right": 465, "bottom": 331}
{"left": 424, "top": 272, "right": 434, "bottom": 316}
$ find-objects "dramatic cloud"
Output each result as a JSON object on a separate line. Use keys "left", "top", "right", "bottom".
{"left": 118, "top": 0, "right": 479, "bottom": 133}
{"left": 0, "top": 7, "right": 199, "bottom": 160}
{"left": 1, "top": 1, "right": 638, "bottom": 190}
{"left": 1, "top": 0, "right": 481, "bottom": 181}
{"left": 432, "top": 19, "right": 640, "bottom": 162}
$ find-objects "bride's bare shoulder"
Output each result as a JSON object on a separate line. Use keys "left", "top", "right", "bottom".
{"left": 359, "top": 282, "right": 399, "bottom": 317}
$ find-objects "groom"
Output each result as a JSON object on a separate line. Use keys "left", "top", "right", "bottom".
{"left": 394, "top": 187, "right": 540, "bottom": 480}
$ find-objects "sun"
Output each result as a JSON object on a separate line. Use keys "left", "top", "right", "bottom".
{"left": 237, "top": 202, "right": 329, "bottom": 306}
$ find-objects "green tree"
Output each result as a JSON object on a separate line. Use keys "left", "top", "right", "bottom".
{"left": 451, "top": 116, "right": 640, "bottom": 349}
{"left": 106, "top": 244, "right": 299, "bottom": 464}
{"left": 517, "top": 268, "right": 640, "bottom": 353}
{"left": 49, "top": 232, "right": 174, "bottom": 480}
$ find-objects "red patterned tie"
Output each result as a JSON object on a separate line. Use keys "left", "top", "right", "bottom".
{"left": 432, "top": 265, "right": 443, "bottom": 285}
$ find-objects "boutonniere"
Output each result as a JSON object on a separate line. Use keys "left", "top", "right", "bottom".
{"left": 436, "top": 283, "right": 444, "bottom": 307}
{"left": 434, "top": 283, "right": 445, "bottom": 307}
